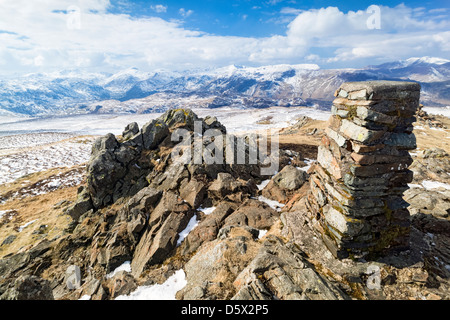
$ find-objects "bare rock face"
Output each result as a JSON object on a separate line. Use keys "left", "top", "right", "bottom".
{"left": 208, "top": 173, "right": 258, "bottom": 204}
{"left": 179, "top": 201, "right": 238, "bottom": 256}
{"left": 224, "top": 199, "right": 280, "bottom": 230}
{"left": 232, "top": 236, "right": 348, "bottom": 300}
{"left": 177, "top": 226, "right": 348, "bottom": 300}
{"left": 262, "top": 165, "right": 308, "bottom": 203}
{"left": 131, "top": 191, "right": 194, "bottom": 277}
{"left": 0, "top": 275, "right": 54, "bottom": 300}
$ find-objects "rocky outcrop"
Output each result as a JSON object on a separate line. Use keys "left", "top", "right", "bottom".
{"left": 232, "top": 236, "right": 348, "bottom": 300}
{"left": 177, "top": 225, "right": 348, "bottom": 300}
{"left": 0, "top": 107, "right": 288, "bottom": 300}
{"left": 0, "top": 275, "right": 54, "bottom": 300}
{"left": 130, "top": 191, "right": 194, "bottom": 277}
{"left": 261, "top": 165, "right": 308, "bottom": 203}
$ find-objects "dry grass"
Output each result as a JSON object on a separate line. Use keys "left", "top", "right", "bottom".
{"left": 0, "top": 166, "right": 82, "bottom": 258}
{"left": 414, "top": 115, "right": 450, "bottom": 154}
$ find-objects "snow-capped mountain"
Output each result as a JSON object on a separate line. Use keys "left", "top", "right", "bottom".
{"left": 0, "top": 57, "right": 449, "bottom": 117}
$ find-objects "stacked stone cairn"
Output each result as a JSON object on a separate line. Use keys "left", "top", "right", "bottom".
{"left": 306, "top": 81, "right": 421, "bottom": 259}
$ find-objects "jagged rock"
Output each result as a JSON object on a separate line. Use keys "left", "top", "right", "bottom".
{"left": 65, "top": 186, "right": 93, "bottom": 222}
{"left": 162, "top": 108, "right": 200, "bottom": 131}
{"left": 120, "top": 186, "right": 162, "bottom": 236}
{"left": 66, "top": 265, "right": 82, "bottom": 290}
{"left": 101, "top": 223, "right": 135, "bottom": 273}
{"left": 224, "top": 199, "right": 280, "bottom": 230}
{"left": 141, "top": 118, "right": 170, "bottom": 150}
{"left": 180, "top": 201, "right": 238, "bottom": 255}
{"left": 122, "top": 122, "right": 139, "bottom": 140}
{"left": 0, "top": 240, "right": 52, "bottom": 280}
{"left": 131, "top": 192, "right": 194, "bottom": 277}
{"left": 179, "top": 178, "right": 206, "bottom": 208}
{"left": 105, "top": 271, "right": 138, "bottom": 299}
{"left": 409, "top": 148, "right": 450, "bottom": 183}
{"left": 204, "top": 115, "right": 227, "bottom": 133}
{"left": 232, "top": 236, "right": 348, "bottom": 300}
{"left": 1, "top": 235, "right": 16, "bottom": 246}
{"left": 87, "top": 149, "right": 127, "bottom": 209}
{"left": 208, "top": 173, "right": 258, "bottom": 204}
{"left": 88, "top": 186, "right": 163, "bottom": 273}
{"left": 79, "top": 276, "right": 101, "bottom": 299}
{"left": 273, "top": 165, "right": 308, "bottom": 191}
{"left": 262, "top": 165, "right": 308, "bottom": 203}
{"left": 177, "top": 225, "right": 261, "bottom": 300}
{"left": 405, "top": 188, "right": 450, "bottom": 219}
{"left": 0, "top": 275, "right": 54, "bottom": 300}
{"left": 91, "top": 133, "right": 119, "bottom": 157}
{"left": 148, "top": 161, "right": 190, "bottom": 191}
{"left": 85, "top": 109, "right": 217, "bottom": 211}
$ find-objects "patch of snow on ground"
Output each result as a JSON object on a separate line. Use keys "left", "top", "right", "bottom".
{"left": 423, "top": 106, "right": 450, "bottom": 119}
{"left": 258, "top": 196, "right": 285, "bottom": 212}
{"left": 257, "top": 179, "right": 271, "bottom": 190}
{"left": 106, "top": 261, "right": 132, "bottom": 279}
{"left": 198, "top": 207, "right": 216, "bottom": 215}
{"left": 0, "top": 135, "right": 94, "bottom": 185}
{"left": 177, "top": 215, "right": 199, "bottom": 246}
{"left": 421, "top": 180, "right": 450, "bottom": 191}
{"left": 0, "top": 132, "right": 78, "bottom": 149}
{"left": 258, "top": 229, "right": 268, "bottom": 239}
{"left": 0, "top": 107, "right": 329, "bottom": 137}
{"left": 18, "top": 219, "right": 38, "bottom": 232}
{"left": 408, "top": 184, "right": 423, "bottom": 189}
{"left": 115, "top": 269, "right": 187, "bottom": 300}
{"left": 0, "top": 114, "right": 161, "bottom": 137}
{"left": 297, "top": 158, "right": 315, "bottom": 172}
{"left": 0, "top": 210, "right": 9, "bottom": 220}
{"left": 194, "top": 106, "right": 331, "bottom": 134}
{"left": 78, "top": 295, "right": 91, "bottom": 300}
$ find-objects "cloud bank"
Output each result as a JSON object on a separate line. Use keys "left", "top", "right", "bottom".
{"left": 0, "top": 1, "right": 448, "bottom": 75}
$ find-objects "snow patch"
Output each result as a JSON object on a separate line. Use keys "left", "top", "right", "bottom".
{"left": 115, "top": 269, "right": 187, "bottom": 300}
{"left": 198, "top": 207, "right": 216, "bottom": 215}
{"left": 421, "top": 180, "right": 450, "bottom": 191}
{"left": 297, "top": 158, "right": 314, "bottom": 172}
{"left": 106, "top": 261, "right": 132, "bottom": 279}
{"left": 177, "top": 215, "right": 199, "bottom": 246}
{"left": 257, "top": 179, "right": 270, "bottom": 191}
{"left": 18, "top": 219, "right": 38, "bottom": 232}
{"left": 258, "top": 229, "right": 268, "bottom": 239}
{"left": 408, "top": 184, "right": 423, "bottom": 189}
{"left": 422, "top": 106, "right": 450, "bottom": 119}
{"left": 258, "top": 196, "right": 285, "bottom": 212}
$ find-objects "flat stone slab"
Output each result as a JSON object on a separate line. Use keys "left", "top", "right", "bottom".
{"left": 335, "top": 80, "right": 421, "bottom": 101}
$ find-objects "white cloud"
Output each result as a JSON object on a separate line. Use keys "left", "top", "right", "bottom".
{"left": 280, "top": 7, "right": 303, "bottom": 15}
{"left": 285, "top": 5, "right": 450, "bottom": 64}
{"left": 179, "top": 8, "right": 194, "bottom": 18}
{"left": 0, "top": 1, "right": 448, "bottom": 75}
{"left": 151, "top": 4, "right": 167, "bottom": 13}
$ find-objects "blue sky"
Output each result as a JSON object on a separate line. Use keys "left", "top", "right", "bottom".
{"left": 109, "top": 0, "right": 449, "bottom": 37}
{"left": 0, "top": 0, "right": 449, "bottom": 75}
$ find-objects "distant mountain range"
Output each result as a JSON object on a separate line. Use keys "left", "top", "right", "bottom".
{"left": 0, "top": 57, "right": 449, "bottom": 117}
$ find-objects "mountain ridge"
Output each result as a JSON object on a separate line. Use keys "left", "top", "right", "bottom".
{"left": 1, "top": 57, "right": 449, "bottom": 117}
